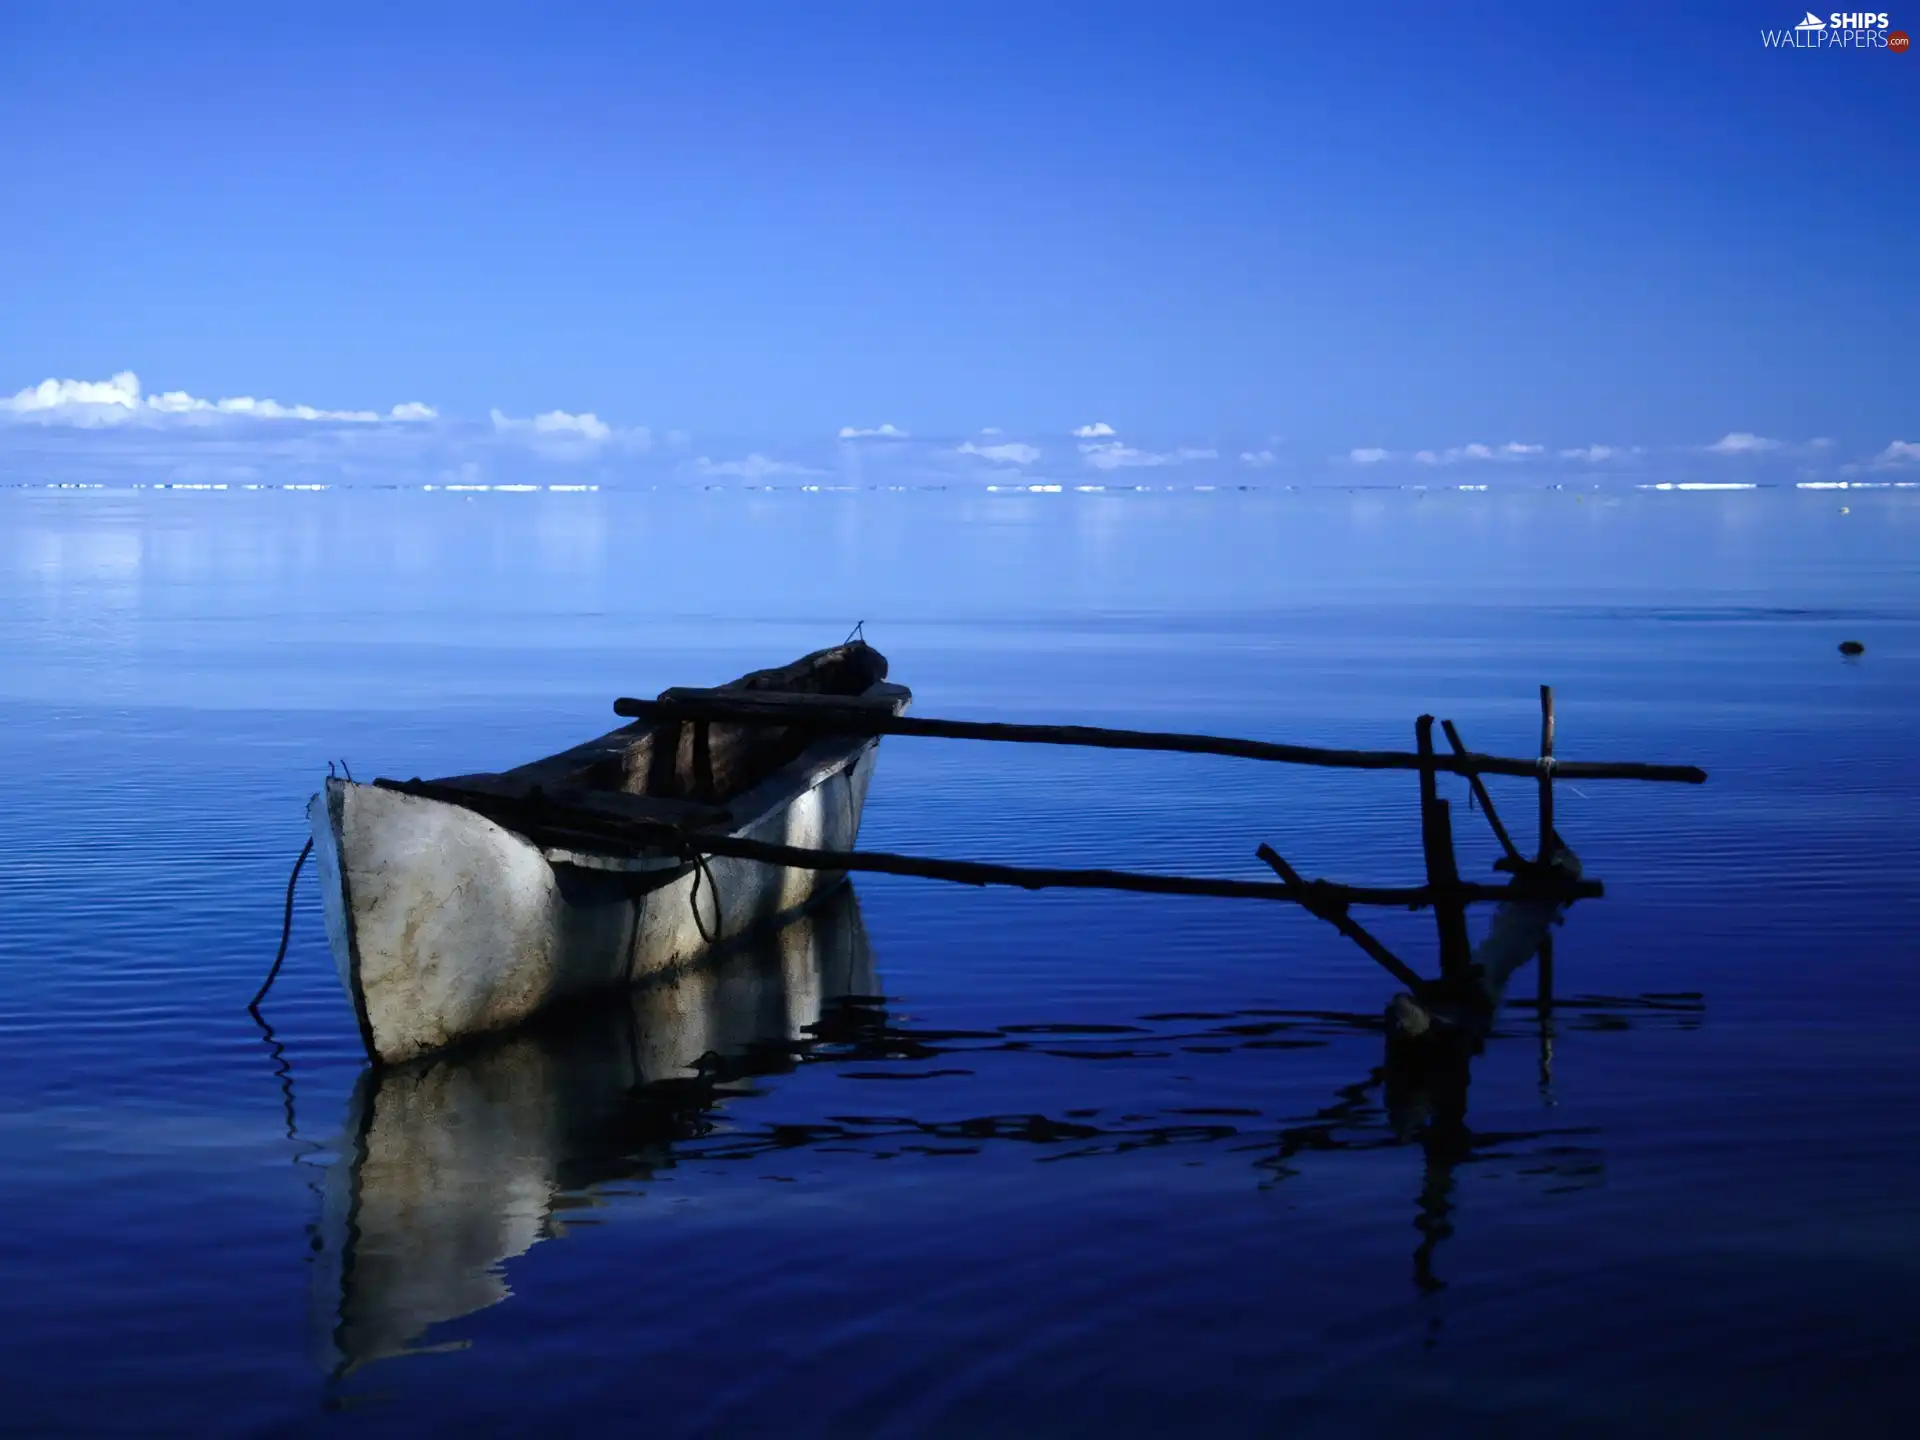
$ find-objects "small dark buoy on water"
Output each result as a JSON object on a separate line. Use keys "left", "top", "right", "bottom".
{"left": 1839, "top": 640, "right": 1865, "bottom": 656}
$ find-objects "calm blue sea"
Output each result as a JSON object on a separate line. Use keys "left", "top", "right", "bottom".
{"left": 1, "top": 483, "right": 1916, "bottom": 1437}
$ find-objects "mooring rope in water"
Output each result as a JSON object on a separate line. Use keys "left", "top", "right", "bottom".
{"left": 249, "top": 836, "right": 314, "bottom": 1014}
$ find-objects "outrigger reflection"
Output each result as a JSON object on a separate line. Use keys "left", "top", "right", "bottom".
{"left": 307, "top": 640, "right": 1706, "bottom": 1066}
{"left": 311, "top": 881, "right": 1707, "bottom": 1376}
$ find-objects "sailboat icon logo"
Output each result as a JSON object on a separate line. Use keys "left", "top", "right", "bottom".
{"left": 1763, "top": 9, "right": 1898, "bottom": 47}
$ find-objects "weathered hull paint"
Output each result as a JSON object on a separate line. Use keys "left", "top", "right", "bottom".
{"left": 308, "top": 735, "right": 883, "bottom": 1065}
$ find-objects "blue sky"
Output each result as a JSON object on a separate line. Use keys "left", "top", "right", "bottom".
{"left": 1, "top": 1, "right": 1913, "bottom": 487}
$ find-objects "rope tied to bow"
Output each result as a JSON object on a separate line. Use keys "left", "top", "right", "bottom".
{"left": 249, "top": 836, "right": 314, "bottom": 1014}
{"left": 682, "top": 839, "right": 723, "bottom": 946}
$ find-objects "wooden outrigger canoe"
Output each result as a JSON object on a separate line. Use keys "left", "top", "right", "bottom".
{"left": 304, "top": 640, "right": 1702, "bottom": 1069}
{"left": 309, "top": 641, "right": 906, "bottom": 1065}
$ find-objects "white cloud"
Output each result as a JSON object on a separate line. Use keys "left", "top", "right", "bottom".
{"left": 1071, "top": 422, "right": 1116, "bottom": 438}
{"left": 1559, "top": 444, "right": 1618, "bottom": 463}
{"left": 0, "top": 369, "right": 671, "bottom": 488}
{"left": 491, "top": 407, "right": 615, "bottom": 442}
{"left": 837, "top": 423, "right": 908, "bottom": 440}
{"left": 1872, "top": 440, "right": 1920, "bottom": 467}
{"left": 0, "top": 371, "right": 438, "bottom": 428}
{"left": 2, "top": 371, "right": 143, "bottom": 414}
{"left": 146, "top": 390, "right": 214, "bottom": 415}
{"left": 1239, "top": 450, "right": 1278, "bottom": 467}
{"left": 1414, "top": 441, "right": 1545, "bottom": 465}
{"left": 1078, "top": 441, "right": 1217, "bottom": 471}
{"left": 1348, "top": 447, "right": 1391, "bottom": 464}
{"left": 213, "top": 396, "right": 383, "bottom": 422}
{"left": 979, "top": 426, "right": 1004, "bottom": 436}
{"left": 537, "top": 410, "right": 611, "bottom": 441}
{"left": 1705, "top": 432, "right": 1781, "bottom": 455}
{"left": 958, "top": 440, "right": 1041, "bottom": 465}
{"left": 687, "top": 453, "right": 823, "bottom": 479}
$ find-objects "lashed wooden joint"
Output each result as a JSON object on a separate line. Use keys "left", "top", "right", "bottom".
{"left": 1255, "top": 843, "right": 1430, "bottom": 996}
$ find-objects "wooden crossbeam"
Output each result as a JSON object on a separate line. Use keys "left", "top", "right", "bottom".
{"left": 611, "top": 691, "right": 1707, "bottom": 784}
{"left": 372, "top": 777, "right": 1604, "bottom": 909}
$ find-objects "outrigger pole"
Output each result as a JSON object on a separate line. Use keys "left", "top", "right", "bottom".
{"left": 613, "top": 682, "right": 1700, "bottom": 1002}
{"left": 612, "top": 688, "right": 1707, "bottom": 785}
{"left": 390, "top": 684, "right": 1703, "bottom": 1056}
{"left": 382, "top": 774, "right": 1600, "bottom": 919}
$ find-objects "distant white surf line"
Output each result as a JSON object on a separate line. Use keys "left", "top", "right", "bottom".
{"left": 1798, "top": 481, "right": 1915, "bottom": 490}
{"left": 10, "top": 479, "right": 1911, "bottom": 496}
{"left": 1639, "top": 482, "right": 1760, "bottom": 491}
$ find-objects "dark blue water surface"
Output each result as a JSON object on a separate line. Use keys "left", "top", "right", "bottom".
{"left": 1, "top": 484, "right": 1916, "bottom": 1437}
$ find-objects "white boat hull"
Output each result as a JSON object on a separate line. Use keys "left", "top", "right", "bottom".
{"left": 309, "top": 730, "right": 885, "bottom": 1064}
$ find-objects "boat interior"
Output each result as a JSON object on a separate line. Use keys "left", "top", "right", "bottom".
{"left": 426, "top": 641, "right": 896, "bottom": 820}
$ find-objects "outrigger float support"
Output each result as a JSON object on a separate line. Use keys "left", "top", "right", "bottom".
{"left": 595, "top": 682, "right": 1702, "bottom": 1062}
{"left": 320, "top": 641, "right": 1704, "bottom": 1067}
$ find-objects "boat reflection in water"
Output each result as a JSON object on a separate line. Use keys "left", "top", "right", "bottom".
{"left": 310, "top": 876, "right": 1702, "bottom": 1372}
{"left": 312, "top": 883, "right": 878, "bottom": 1375}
